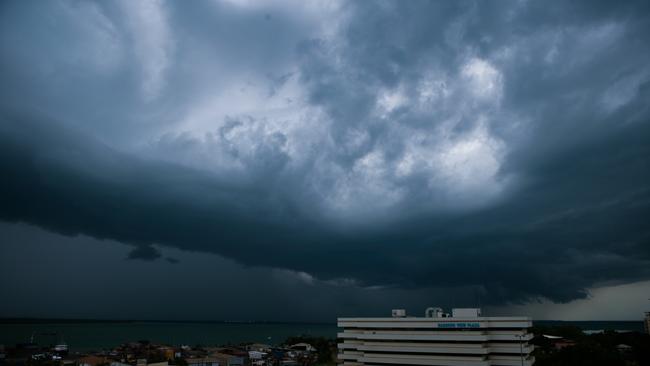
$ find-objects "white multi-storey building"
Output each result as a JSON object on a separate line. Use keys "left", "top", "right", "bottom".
{"left": 338, "top": 308, "right": 535, "bottom": 366}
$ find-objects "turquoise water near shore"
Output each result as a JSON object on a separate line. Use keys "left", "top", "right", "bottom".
{"left": 0, "top": 320, "right": 644, "bottom": 351}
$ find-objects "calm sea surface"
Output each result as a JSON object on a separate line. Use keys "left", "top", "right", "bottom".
{"left": 0, "top": 320, "right": 644, "bottom": 351}
{"left": 0, "top": 322, "right": 338, "bottom": 351}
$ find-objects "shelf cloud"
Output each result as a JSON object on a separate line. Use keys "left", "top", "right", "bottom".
{"left": 1, "top": 0, "right": 649, "bottom": 314}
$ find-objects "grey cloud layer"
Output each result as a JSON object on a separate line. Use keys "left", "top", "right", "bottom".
{"left": 1, "top": 0, "right": 650, "bottom": 307}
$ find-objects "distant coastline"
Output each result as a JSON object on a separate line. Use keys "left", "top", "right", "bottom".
{"left": 534, "top": 320, "right": 645, "bottom": 332}
{"left": 0, "top": 318, "right": 644, "bottom": 329}
{"left": 0, "top": 318, "right": 334, "bottom": 325}
{"left": 1, "top": 319, "right": 644, "bottom": 352}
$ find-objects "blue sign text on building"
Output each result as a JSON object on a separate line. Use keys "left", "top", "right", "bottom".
{"left": 437, "top": 322, "right": 481, "bottom": 328}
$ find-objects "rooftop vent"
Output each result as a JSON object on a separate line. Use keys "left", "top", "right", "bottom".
{"left": 425, "top": 307, "right": 444, "bottom": 318}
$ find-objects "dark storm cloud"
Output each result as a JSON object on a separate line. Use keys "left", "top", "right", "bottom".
{"left": 0, "top": 222, "right": 498, "bottom": 321}
{"left": 2, "top": 109, "right": 649, "bottom": 305}
{"left": 165, "top": 257, "right": 179, "bottom": 264}
{"left": 1, "top": 0, "right": 650, "bottom": 309}
{"left": 127, "top": 245, "right": 162, "bottom": 261}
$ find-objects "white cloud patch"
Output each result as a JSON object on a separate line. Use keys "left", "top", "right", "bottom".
{"left": 377, "top": 86, "right": 407, "bottom": 115}
{"left": 434, "top": 122, "right": 507, "bottom": 201}
{"left": 461, "top": 58, "right": 503, "bottom": 101}
{"left": 59, "top": 2, "right": 123, "bottom": 73}
{"left": 119, "top": 0, "right": 173, "bottom": 101}
{"left": 600, "top": 71, "right": 650, "bottom": 113}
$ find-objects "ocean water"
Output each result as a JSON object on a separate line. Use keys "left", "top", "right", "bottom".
{"left": 534, "top": 320, "right": 645, "bottom": 332}
{"left": 0, "top": 322, "right": 338, "bottom": 351}
{"left": 0, "top": 320, "right": 644, "bottom": 352}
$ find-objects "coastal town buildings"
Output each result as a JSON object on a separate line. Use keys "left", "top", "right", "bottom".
{"left": 338, "top": 307, "right": 535, "bottom": 366}
{"left": 78, "top": 355, "right": 107, "bottom": 366}
{"left": 211, "top": 352, "right": 245, "bottom": 366}
{"left": 185, "top": 357, "right": 221, "bottom": 366}
{"left": 0, "top": 338, "right": 322, "bottom": 366}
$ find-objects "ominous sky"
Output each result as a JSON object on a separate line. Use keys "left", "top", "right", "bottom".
{"left": 1, "top": 0, "right": 650, "bottom": 321}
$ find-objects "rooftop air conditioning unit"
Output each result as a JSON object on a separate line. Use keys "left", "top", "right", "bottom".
{"left": 452, "top": 308, "right": 482, "bottom": 318}
{"left": 392, "top": 309, "right": 406, "bottom": 318}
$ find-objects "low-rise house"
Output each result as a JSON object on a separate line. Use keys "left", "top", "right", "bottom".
{"left": 553, "top": 339, "right": 576, "bottom": 350}
{"left": 288, "top": 343, "right": 315, "bottom": 353}
{"left": 185, "top": 357, "right": 221, "bottom": 366}
{"left": 109, "top": 361, "right": 131, "bottom": 366}
{"left": 247, "top": 351, "right": 266, "bottom": 361}
{"left": 78, "top": 355, "right": 107, "bottom": 366}
{"left": 211, "top": 353, "right": 244, "bottom": 366}
{"left": 158, "top": 347, "right": 176, "bottom": 361}
{"left": 616, "top": 344, "right": 632, "bottom": 353}
{"left": 147, "top": 361, "right": 168, "bottom": 366}
{"left": 245, "top": 344, "right": 271, "bottom": 353}
{"left": 542, "top": 334, "right": 576, "bottom": 350}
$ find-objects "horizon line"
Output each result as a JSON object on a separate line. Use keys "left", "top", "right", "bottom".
{"left": 0, "top": 317, "right": 643, "bottom": 324}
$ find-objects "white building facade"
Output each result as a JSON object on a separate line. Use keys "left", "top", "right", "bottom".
{"left": 338, "top": 308, "right": 535, "bottom": 366}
